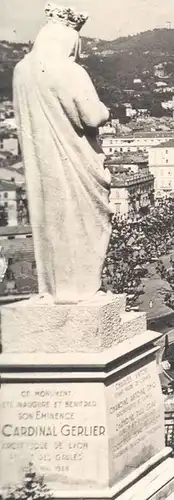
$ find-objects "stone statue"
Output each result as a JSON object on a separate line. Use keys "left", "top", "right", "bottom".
{"left": 13, "top": 3, "right": 111, "bottom": 303}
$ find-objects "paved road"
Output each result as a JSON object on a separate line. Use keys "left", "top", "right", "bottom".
{"left": 139, "top": 249, "right": 174, "bottom": 319}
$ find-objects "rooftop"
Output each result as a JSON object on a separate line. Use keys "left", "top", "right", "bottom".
{"left": 102, "top": 131, "right": 174, "bottom": 139}
{"left": 105, "top": 155, "right": 148, "bottom": 165}
{"left": 0, "top": 131, "right": 17, "bottom": 139}
{"left": 0, "top": 180, "right": 16, "bottom": 191}
{"left": 133, "top": 131, "right": 174, "bottom": 138}
{"left": 108, "top": 165, "right": 129, "bottom": 174}
{"left": 0, "top": 224, "right": 31, "bottom": 236}
{"left": 111, "top": 172, "right": 154, "bottom": 188}
{"left": 0, "top": 165, "right": 24, "bottom": 184}
{"left": 152, "top": 139, "right": 174, "bottom": 148}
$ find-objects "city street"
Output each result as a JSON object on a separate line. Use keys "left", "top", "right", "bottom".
{"left": 1, "top": 233, "right": 174, "bottom": 317}
{"left": 139, "top": 250, "right": 174, "bottom": 319}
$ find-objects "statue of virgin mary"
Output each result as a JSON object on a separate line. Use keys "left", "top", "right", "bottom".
{"left": 13, "top": 3, "right": 111, "bottom": 303}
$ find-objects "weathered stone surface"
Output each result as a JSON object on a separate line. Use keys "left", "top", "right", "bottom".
{"left": 0, "top": 329, "right": 161, "bottom": 371}
{"left": 118, "top": 457, "right": 174, "bottom": 500}
{"left": 0, "top": 293, "right": 170, "bottom": 500}
{"left": 13, "top": 13, "right": 111, "bottom": 304}
{"left": 0, "top": 294, "right": 146, "bottom": 353}
{"left": 0, "top": 380, "right": 108, "bottom": 491}
{"left": 0, "top": 354, "right": 165, "bottom": 494}
{"left": 106, "top": 359, "right": 165, "bottom": 486}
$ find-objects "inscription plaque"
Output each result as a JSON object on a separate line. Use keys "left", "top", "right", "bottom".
{"left": 0, "top": 382, "right": 108, "bottom": 491}
{"left": 106, "top": 360, "right": 165, "bottom": 485}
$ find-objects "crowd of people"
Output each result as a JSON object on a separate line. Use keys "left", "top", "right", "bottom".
{"left": 0, "top": 197, "right": 174, "bottom": 307}
{"left": 102, "top": 197, "right": 174, "bottom": 309}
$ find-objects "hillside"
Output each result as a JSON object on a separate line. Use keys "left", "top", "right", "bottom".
{"left": 81, "top": 29, "right": 174, "bottom": 116}
{"left": 1, "top": 29, "right": 174, "bottom": 116}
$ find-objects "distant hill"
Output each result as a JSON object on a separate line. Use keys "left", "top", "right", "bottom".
{"left": 81, "top": 29, "right": 174, "bottom": 116}
{"left": 82, "top": 28, "right": 174, "bottom": 54}
{"left": 1, "top": 29, "right": 174, "bottom": 116}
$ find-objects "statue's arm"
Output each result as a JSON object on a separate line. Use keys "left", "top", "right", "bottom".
{"left": 73, "top": 64, "right": 109, "bottom": 129}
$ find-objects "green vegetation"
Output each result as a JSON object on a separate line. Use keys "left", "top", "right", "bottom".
{"left": 1, "top": 29, "right": 174, "bottom": 114}
{"left": 4, "top": 462, "right": 52, "bottom": 500}
{"left": 102, "top": 198, "right": 174, "bottom": 309}
{"left": 82, "top": 29, "right": 174, "bottom": 116}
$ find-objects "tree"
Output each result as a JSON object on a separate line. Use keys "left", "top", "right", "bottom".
{"left": 5, "top": 462, "right": 52, "bottom": 500}
{"left": 102, "top": 198, "right": 174, "bottom": 309}
{"left": 156, "top": 258, "right": 174, "bottom": 310}
{"left": 102, "top": 215, "right": 146, "bottom": 308}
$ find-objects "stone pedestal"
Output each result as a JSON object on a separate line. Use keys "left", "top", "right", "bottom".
{"left": 0, "top": 294, "right": 174, "bottom": 499}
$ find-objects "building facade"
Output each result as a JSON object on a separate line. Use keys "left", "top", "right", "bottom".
{"left": 0, "top": 165, "right": 24, "bottom": 185}
{"left": 0, "top": 180, "right": 17, "bottom": 226}
{"left": 99, "top": 119, "right": 119, "bottom": 136}
{"left": 101, "top": 132, "right": 174, "bottom": 156}
{"left": 0, "top": 136, "right": 19, "bottom": 156}
{"left": 148, "top": 139, "right": 174, "bottom": 196}
{"left": 110, "top": 172, "right": 154, "bottom": 216}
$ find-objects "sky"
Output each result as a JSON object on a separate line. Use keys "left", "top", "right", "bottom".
{"left": 0, "top": 0, "right": 174, "bottom": 42}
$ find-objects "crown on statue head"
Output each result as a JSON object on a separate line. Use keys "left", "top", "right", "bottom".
{"left": 45, "top": 3, "right": 88, "bottom": 31}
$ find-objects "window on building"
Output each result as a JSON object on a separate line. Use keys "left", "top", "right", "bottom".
{"left": 168, "top": 171, "right": 171, "bottom": 175}
{"left": 169, "top": 181, "right": 172, "bottom": 187}
{"left": 120, "top": 148, "right": 123, "bottom": 152}
{"left": 115, "top": 204, "right": 120, "bottom": 214}
{"left": 4, "top": 192, "right": 8, "bottom": 199}
{"left": 166, "top": 159, "right": 168, "bottom": 163}
{"left": 166, "top": 150, "right": 168, "bottom": 154}
{"left": 4, "top": 202, "right": 8, "bottom": 208}
{"left": 109, "top": 148, "right": 113, "bottom": 153}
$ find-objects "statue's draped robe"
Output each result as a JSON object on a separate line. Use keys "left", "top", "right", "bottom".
{"left": 13, "top": 22, "right": 111, "bottom": 302}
